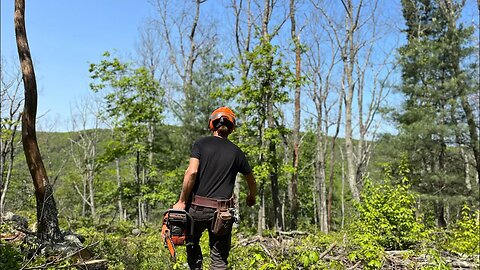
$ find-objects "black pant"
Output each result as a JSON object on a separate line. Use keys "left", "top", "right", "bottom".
{"left": 187, "top": 205, "right": 232, "bottom": 270}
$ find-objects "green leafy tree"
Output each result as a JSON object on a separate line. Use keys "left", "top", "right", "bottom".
{"left": 228, "top": 37, "right": 293, "bottom": 231}
{"left": 89, "top": 52, "right": 164, "bottom": 226}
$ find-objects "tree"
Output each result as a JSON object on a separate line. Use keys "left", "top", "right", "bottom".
{"left": 14, "top": 0, "right": 62, "bottom": 240}
{"left": 69, "top": 96, "right": 102, "bottom": 220}
{"left": 288, "top": 0, "right": 302, "bottom": 230}
{"left": 314, "top": 0, "right": 395, "bottom": 203}
{"left": 396, "top": 0, "right": 479, "bottom": 226}
{"left": 227, "top": 0, "right": 299, "bottom": 232}
{"left": 0, "top": 58, "right": 23, "bottom": 217}
{"left": 303, "top": 11, "right": 343, "bottom": 232}
{"left": 230, "top": 39, "right": 292, "bottom": 231}
{"left": 152, "top": 0, "right": 220, "bottom": 143}
{"left": 89, "top": 52, "right": 164, "bottom": 226}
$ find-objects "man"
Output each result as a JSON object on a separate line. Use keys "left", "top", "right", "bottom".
{"left": 173, "top": 106, "right": 257, "bottom": 270}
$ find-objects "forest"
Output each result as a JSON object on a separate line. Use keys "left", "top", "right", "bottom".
{"left": 1, "top": 0, "right": 479, "bottom": 269}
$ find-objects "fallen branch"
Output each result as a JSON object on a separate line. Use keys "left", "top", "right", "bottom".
{"left": 348, "top": 261, "right": 361, "bottom": 269}
{"left": 278, "top": 230, "right": 308, "bottom": 236}
{"left": 233, "top": 235, "right": 264, "bottom": 248}
{"left": 319, "top": 242, "right": 337, "bottom": 259}
{"left": 21, "top": 241, "right": 100, "bottom": 270}
{"left": 14, "top": 225, "right": 36, "bottom": 236}
{"left": 259, "top": 243, "right": 278, "bottom": 266}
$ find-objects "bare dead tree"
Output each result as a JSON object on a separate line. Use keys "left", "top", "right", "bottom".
{"left": 303, "top": 5, "right": 343, "bottom": 232}
{"left": 69, "top": 96, "right": 102, "bottom": 221}
{"left": 14, "top": 0, "right": 62, "bottom": 241}
{"left": 231, "top": 0, "right": 254, "bottom": 78}
{"left": 0, "top": 58, "right": 24, "bottom": 217}
{"left": 153, "top": 0, "right": 216, "bottom": 141}
{"left": 314, "top": 0, "right": 395, "bottom": 201}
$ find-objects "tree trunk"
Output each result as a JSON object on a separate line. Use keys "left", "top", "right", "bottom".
{"left": 0, "top": 119, "right": 20, "bottom": 216}
{"left": 233, "top": 175, "right": 241, "bottom": 227}
{"left": 82, "top": 175, "right": 86, "bottom": 217}
{"left": 268, "top": 115, "right": 283, "bottom": 230}
{"left": 435, "top": 199, "right": 447, "bottom": 228}
{"left": 0, "top": 143, "right": 15, "bottom": 216}
{"left": 116, "top": 158, "right": 124, "bottom": 221}
{"left": 87, "top": 165, "right": 96, "bottom": 220}
{"left": 261, "top": 0, "right": 283, "bottom": 232}
{"left": 257, "top": 189, "right": 265, "bottom": 234}
{"left": 14, "top": 0, "right": 62, "bottom": 241}
{"left": 340, "top": 147, "right": 346, "bottom": 229}
{"left": 289, "top": 0, "right": 301, "bottom": 229}
{"left": 184, "top": 0, "right": 202, "bottom": 142}
{"left": 315, "top": 114, "right": 328, "bottom": 233}
{"left": 0, "top": 127, "right": 3, "bottom": 217}
{"left": 312, "top": 188, "right": 317, "bottom": 227}
{"left": 327, "top": 98, "right": 342, "bottom": 230}
{"left": 460, "top": 147, "right": 472, "bottom": 191}
{"left": 343, "top": 0, "right": 360, "bottom": 202}
{"left": 135, "top": 150, "right": 143, "bottom": 227}
{"left": 344, "top": 80, "right": 359, "bottom": 201}
{"left": 460, "top": 96, "right": 480, "bottom": 182}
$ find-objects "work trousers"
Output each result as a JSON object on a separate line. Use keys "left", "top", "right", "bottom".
{"left": 187, "top": 205, "right": 232, "bottom": 270}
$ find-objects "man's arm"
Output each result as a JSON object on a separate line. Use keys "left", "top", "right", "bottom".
{"left": 172, "top": 158, "right": 199, "bottom": 210}
{"left": 244, "top": 173, "right": 257, "bottom": 207}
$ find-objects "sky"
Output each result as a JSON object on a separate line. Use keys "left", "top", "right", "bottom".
{"left": 0, "top": 0, "right": 407, "bottom": 134}
{"left": 1, "top": 0, "right": 155, "bottom": 131}
{"left": 1, "top": 1, "right": 478, "bottom": 133}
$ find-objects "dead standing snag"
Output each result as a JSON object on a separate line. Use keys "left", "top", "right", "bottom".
{"left": 14, "top": 0, "right": 62, "bottom": 241}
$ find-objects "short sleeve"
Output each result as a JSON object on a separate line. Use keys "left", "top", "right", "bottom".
{"left": 238, "top": 151, "right": 252, "bottom": 175}
{"left": 190, "top": 140, "right": 201, "bottom": 159}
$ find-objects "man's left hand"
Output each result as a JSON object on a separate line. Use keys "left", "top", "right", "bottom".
{"left": 246, "top": 194, "right": 256, "bottom": 207}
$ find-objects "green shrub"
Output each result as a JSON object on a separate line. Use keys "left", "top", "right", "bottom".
{"left": 353, "top": 178, "right": 425, "bottom": 250}
{"left": 77, "top": 225, "right": 176, "bottom": 270}
{"left": 446, "top": 205, "right": 480, "bottom": 256}
{"left": 230, "top": 231, "right": 347, "bottom": 269}
{"left": 347, "top": 230, "right": 385, "bottom": 269}
{"left": 0, "top": 240, "right": 23, "bottom": 270}
{"left": 354, "top": 160, "right": 426, "bottom": 249}
{"left": 348, "top": 161, "right": 427, "bottom": 268}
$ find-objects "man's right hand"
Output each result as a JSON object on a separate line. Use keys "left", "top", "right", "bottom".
{"left": 246, "top": 193, "right": 256, "bottom": 207}
{"left": 172, "top": 201, "right": 186, "bottom": 210}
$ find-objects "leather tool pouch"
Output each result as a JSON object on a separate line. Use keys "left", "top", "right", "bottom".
{"left": 211, "top": 208, "right": 233, "bottom": 236}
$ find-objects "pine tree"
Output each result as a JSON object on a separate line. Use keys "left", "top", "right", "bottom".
{"left": 396, "top": 0, "right": 479, "bottom": 226}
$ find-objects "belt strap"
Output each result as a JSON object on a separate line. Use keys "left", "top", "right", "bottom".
{"left": 191, "top": 195, "right": 234, "bottom": 209}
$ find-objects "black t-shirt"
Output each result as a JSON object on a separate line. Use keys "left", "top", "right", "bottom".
{"left": 190, "top": 136, "right": 252, "bottom": 199}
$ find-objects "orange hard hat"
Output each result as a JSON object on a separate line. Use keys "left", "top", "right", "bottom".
{"left": 208, "top": 107, "right": 236, "bottom": 131}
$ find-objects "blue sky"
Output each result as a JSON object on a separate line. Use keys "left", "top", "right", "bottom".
{"left": 1, "top": 0, "right": 154, "bottom": 131}
{"left": 1, "top": 1, "right": 478, "bottom": 133}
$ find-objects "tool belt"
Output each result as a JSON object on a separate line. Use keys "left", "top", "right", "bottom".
{"left": 191, "top": 195, "right": 235, "bottom": 236}
{"left": 191, "top": 195, "right": 234, "bottom": 209}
